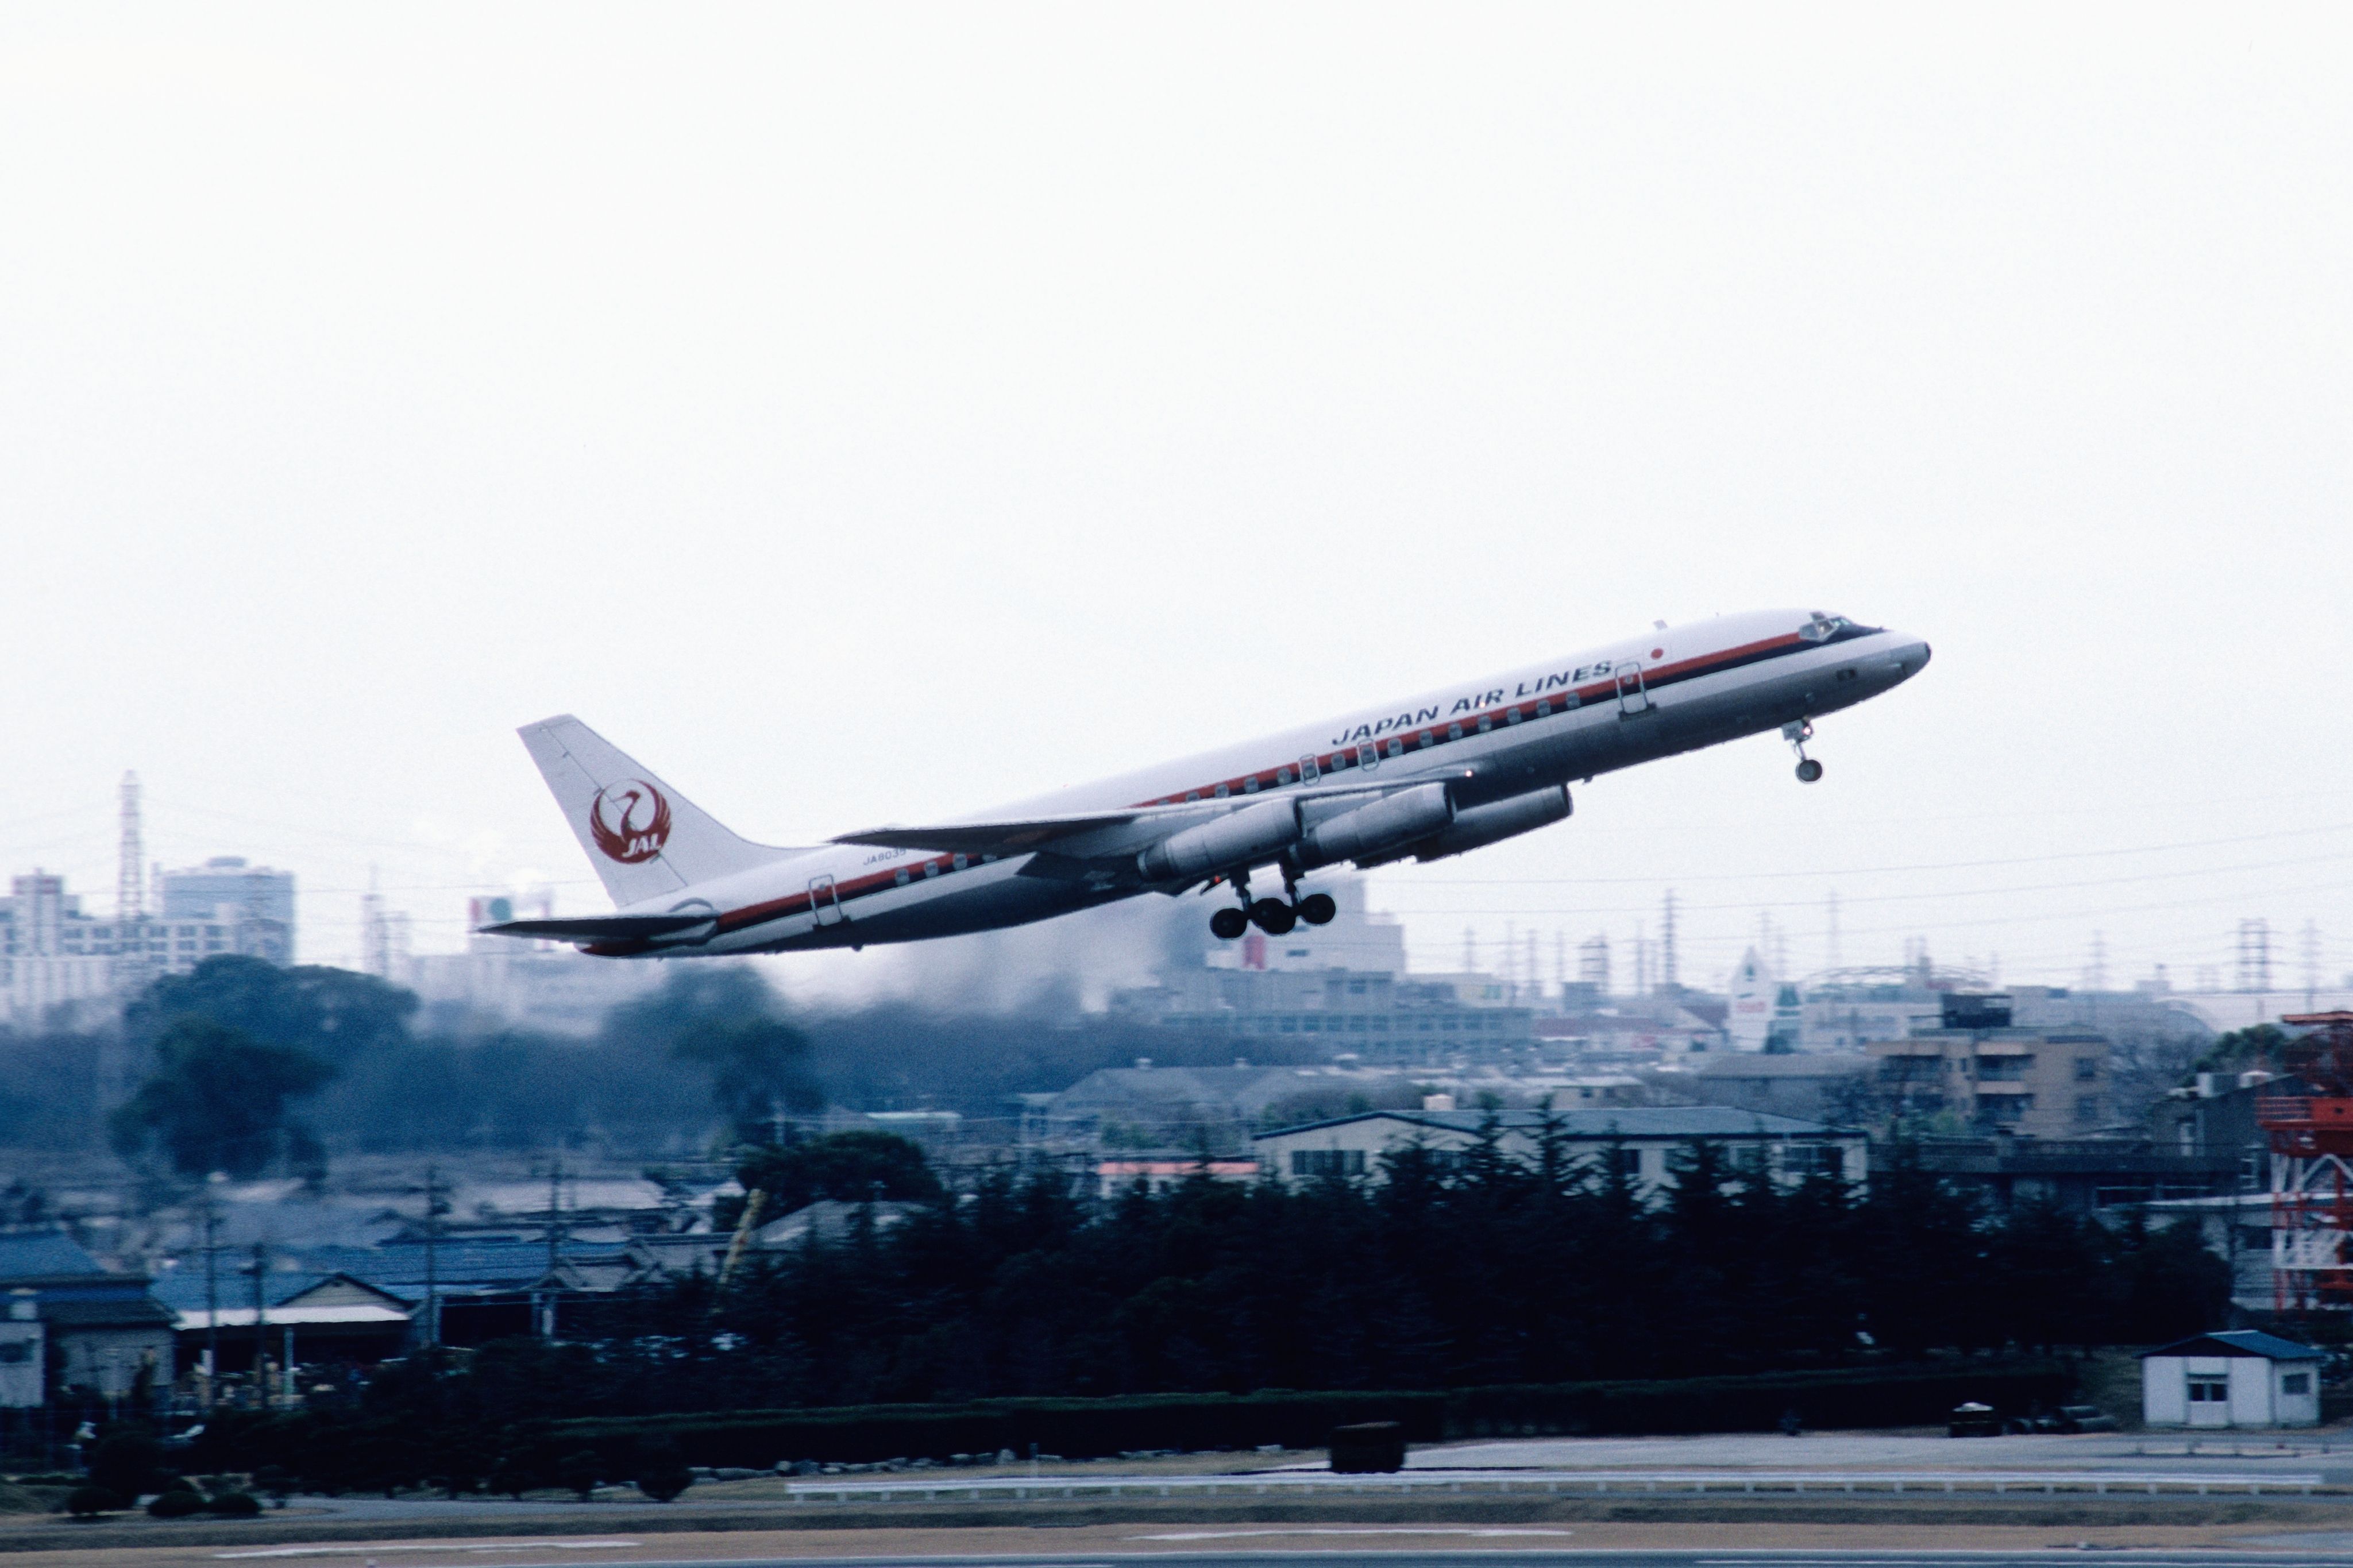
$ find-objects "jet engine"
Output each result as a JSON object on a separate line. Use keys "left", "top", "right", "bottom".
{"left": 1410, "top": 784, "right": 1571, "bottom": 862}
{"left": 1294, "top": 783, "right": 1454, "bottom": 868}
{"left": 1136, "top": 798, "right": 1300, "bottom": 882}
{"left": 1357, "top": 783, "right": 1571, "bottom": 866}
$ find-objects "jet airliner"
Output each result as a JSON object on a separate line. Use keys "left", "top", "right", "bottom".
{"left": 482, "top": 609, "right": 1928, "bottom": 956}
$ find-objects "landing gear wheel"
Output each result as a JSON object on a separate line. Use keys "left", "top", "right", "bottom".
{"left": 1248, "top": 898, "right": 1298, "bottom": 935}
{"left": 1297, "top": 893, "right": 1337, "bottom": 926}
{"left": 1782, "top": 718, "right": 1821, "bottom": 784}
{"left": 1209, "top": 906, "right": 1249, "bottom": 940}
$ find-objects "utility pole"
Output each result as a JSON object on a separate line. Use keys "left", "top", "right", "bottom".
{"left": 200, "top": 1194, "right": 219, "bottom": 1411}
{"left": 422, "top": 1165, "right": 443, "bottom": 1349}
{"left": 541, "top": 1154, "right": 564, "bottom": 1339}
{"left": 249, "top": 1244, "right": 268, "bottom": 1412}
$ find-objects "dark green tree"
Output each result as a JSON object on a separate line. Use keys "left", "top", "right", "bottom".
{"left": 734, "top": 1130, "right": 943, "bottom": 1216}
{"left": 125, "top": 956, "right": 415, "bottom": 1057}
{"left": 633, "top": 1437, "right": 694, "bottom": 1503}
{"left": 557, "top": 1450, "right": 601, "bottom": 1501}
{"left": 107, "top": 1018, "right": 336, "bottom": 1179}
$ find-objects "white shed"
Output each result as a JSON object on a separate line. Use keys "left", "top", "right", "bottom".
{"left": 2140, "top": 1330, "right": 2326, "bottom": 1428}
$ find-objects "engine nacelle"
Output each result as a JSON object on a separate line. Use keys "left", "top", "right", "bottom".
{"left": 1136, "top": 797, "right": 1299, "bottom": 882}
{"left": 1295, "top": 783, "right": 1455, "bottom": 869}
{"left": 1395, "top": 784, "right": 1571, "bottom": 864}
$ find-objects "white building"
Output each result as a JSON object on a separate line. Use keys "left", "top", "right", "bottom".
{"left": 2140, "top": 1330, "right": 2324, "bottom": 1428}
{"left": 1253, "top": 1106, "right": 1867, "bottom": 1196}
{"left": 1, "top": 869, "right": 294, "bottom": 1026}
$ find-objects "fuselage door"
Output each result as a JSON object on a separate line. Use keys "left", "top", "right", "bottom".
{"left": 808, "top": 874, "right": 844, "bottom": 927}
{"left": 1357, "top": 740, "right": 1380, "bottom": 774}
{"left": 1298, "top": 753, "right": 1321, "bottom": 784}
{"left": 1615, "top": 662, "right": 1651, "bottom": 717}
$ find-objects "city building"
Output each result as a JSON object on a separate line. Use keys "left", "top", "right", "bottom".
{"left": 2140, "top": 1330, "right": 2323, "bottom": 1428}
{"left": 1253, "top": 1106, "right": 1866, "bottom": 1196}
{"left": 1865, "top": 993, "right": 2112, "bottom": 1137}
{"left": 397, "top": 895, "right": 666, "bottom": 1036}
{"left": 1, "top": 866, "right": 296, "bottom": 1026}
{"left": 1109, "top": 879, "right": 1545, "bottom": 1063}
{"left": 157, "top": 856, "right": 295, "bottom": 937}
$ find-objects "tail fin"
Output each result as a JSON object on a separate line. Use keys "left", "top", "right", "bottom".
{"left": 519, "top": 715, "right": 802, "bottom": 907}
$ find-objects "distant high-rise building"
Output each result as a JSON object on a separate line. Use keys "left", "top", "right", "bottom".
{"left": 156, "top": 856, "right": 294, "bottom": 964}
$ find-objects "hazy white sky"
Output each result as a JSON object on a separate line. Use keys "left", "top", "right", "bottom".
{"left": 4, "top": 4, "right": 2350, "bottom": 1004}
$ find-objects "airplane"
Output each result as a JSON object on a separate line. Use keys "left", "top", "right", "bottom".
{"left": 481, "top": 609, "right": 1929, "bottom": 957}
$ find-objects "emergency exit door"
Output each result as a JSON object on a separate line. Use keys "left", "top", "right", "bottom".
{"left": 808, "top": 874, "right": 844, "bottom": 926}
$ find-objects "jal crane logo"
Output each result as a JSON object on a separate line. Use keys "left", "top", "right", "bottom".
{"left": 588, "top": 779, "right": 672, "bottom": 864}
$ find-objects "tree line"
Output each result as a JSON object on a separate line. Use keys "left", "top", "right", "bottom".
{"left": 3, "top": 958, "right": 1303, "bottom": 1175}
{"left": 349, "top": 1128, "right": 2230, "bottom": 1433}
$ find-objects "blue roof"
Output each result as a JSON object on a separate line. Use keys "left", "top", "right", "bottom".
{"left": 148, "top": 1238, "right": 635, "bottom": 1301}
{"left": 0, "top": 1230, "right": 111, "bottom": 1283}
{"left": 149, "top": 1268, "right": 331, "bottom": 1314}
{"left": 2142, "top": 1330, "right": 2327, "bottom": 1361}
{"left": 1255, "top": 1106, "right": 1855, "bottom": 1141}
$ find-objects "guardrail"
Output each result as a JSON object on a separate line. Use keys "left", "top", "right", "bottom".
{"left": 777, "top": 1468, "right": 2322, "bottom": 1503}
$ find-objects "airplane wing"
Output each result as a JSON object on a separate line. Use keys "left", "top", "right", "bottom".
{"left": 831, "top": 810, "right": 1159, "bottom": 854}
{"left": 477, "top": 913, "right": 717, "bottom": 940}
{"left": 832, "top": 773, "right": 1472, "bottom": 858}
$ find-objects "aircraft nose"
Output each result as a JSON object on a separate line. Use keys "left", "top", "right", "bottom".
{"left": 1886, "top": 637, "right": 1931, "bottom": 681}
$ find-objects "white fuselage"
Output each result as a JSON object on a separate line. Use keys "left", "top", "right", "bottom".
{"left": 583, "top": 609, "right": 1928, "bottom": 957}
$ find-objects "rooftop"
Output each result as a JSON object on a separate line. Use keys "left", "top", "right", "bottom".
{"left": 1255, "top": 1106, "right": 1856, "bottom": 1141}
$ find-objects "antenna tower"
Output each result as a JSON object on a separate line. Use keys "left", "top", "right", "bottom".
{"left": 361, "top": 867, "right": 387, "bottom": 978}
{"left": 2238, "top": 920, "right": 2273, "bottom": 994}
{"left": 116, "top": 771, "right": 144, "bottom": 923}
{"left": 1660, "top": 891, "right": 1679, "bottom": 992}
{"left": 1826, "top": 890, "right": 1841, "bottom": 971}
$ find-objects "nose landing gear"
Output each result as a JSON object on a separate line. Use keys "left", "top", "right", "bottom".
{"left": 1783, "top": 719, "right": 1824, "bottom": 783}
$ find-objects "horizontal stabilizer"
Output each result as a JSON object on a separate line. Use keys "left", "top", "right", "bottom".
{"left": 478, "top": 913, "right": 716, "bottom": 941}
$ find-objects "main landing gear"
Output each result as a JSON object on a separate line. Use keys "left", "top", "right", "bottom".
{"left": 1207, "top": 872, "right": 1337, "bottom": 939}
{"left": 1784, "top": 719, "right": 1824, "bottom": 783}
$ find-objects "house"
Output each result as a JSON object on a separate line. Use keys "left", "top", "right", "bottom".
{"left": 0, "top": 1231, "right": 174, "bottom": 1401}
{"left": 1253, "top": 1106, "right": 1866, "bottom": 1195}
{"left": 0, "top": 1292, "right": 41, "bottom": 1408}
{"left": 155, "top": 1270, "right": 414, "bottom": 1379}
{"left": 2141, "top": 1330, "right": 2325, "bottom": 1428}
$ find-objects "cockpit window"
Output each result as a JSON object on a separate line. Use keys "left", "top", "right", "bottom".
{"left": 1800, "top": 614, "right": 1881, "bottom": 643}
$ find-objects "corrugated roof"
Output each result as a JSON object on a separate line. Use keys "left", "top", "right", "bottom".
{"left": 0, "top": 1230, "right": 111, "bottom": 1283}
{"left": 2142, "top": 1329, "right": 2328, "bottom": 1361}
{"left": 1254, "top": 1106, "right": 1855, "bottom": 1141}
